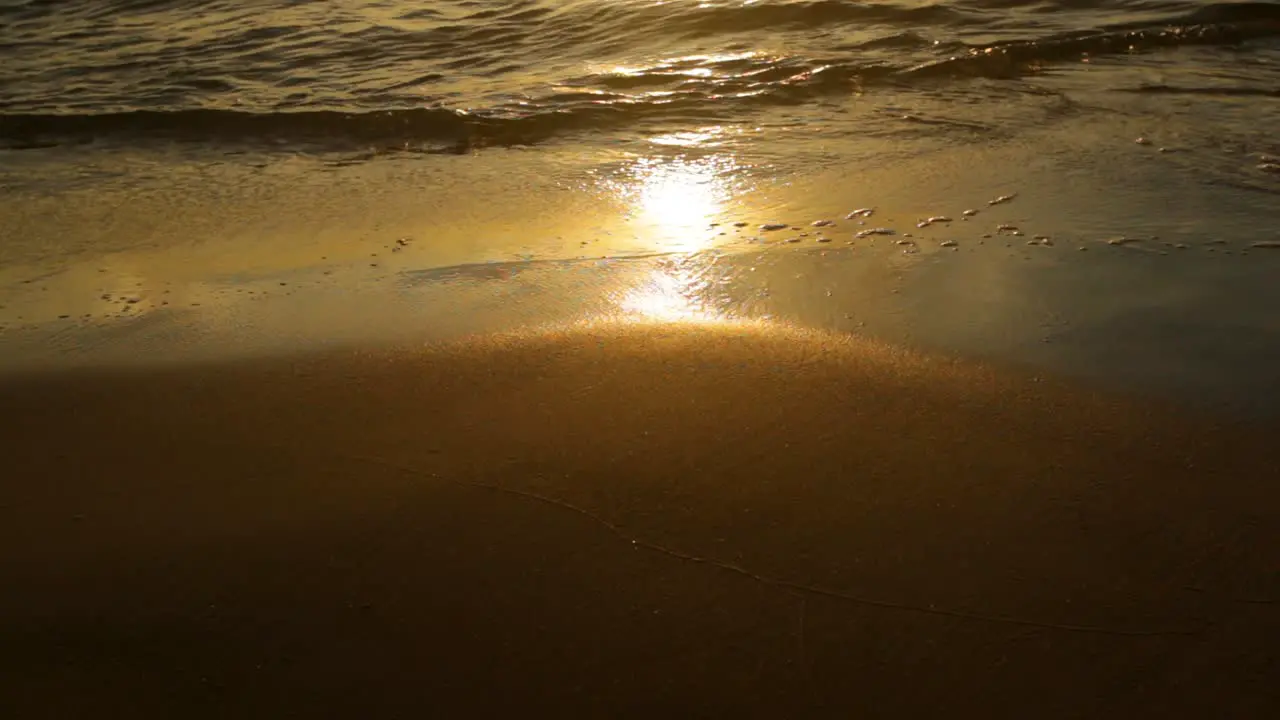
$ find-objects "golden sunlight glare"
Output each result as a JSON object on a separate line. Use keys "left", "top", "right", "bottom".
{"left": 615, "top": 256, "right": 730, "bottom": 323}
{"left": 618, "top": 152, "right": 741, "bottom": 252}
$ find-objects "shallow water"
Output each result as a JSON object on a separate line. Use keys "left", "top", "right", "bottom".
{"left": 1, "top": 1, "right": 1279, "bottom": 413}
{"left": 2, "top": 1, "right": 1278, "bottom": 149}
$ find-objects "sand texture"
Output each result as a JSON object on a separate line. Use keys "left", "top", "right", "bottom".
{"left": 2, "top": 323, "right": 1277, "bottom": 718}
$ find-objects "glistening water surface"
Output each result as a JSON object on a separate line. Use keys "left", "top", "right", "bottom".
{"left": 1, "top": 0, "right": 1278, "bottom": 411}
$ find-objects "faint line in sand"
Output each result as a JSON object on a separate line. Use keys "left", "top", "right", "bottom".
{"left": 330, "top": 451, "right": 1210, "bottom": 638}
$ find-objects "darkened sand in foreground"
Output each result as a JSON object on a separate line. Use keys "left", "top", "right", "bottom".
{"left": 2, "top": 322, "right": 1277, "bottom": 718}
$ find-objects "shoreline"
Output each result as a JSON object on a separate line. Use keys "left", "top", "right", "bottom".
{"left": 6, "top": 238, "right": 1280, "bottom": 419}
{"left": 3, "top": 321, "right": 1277, "bottom": 717}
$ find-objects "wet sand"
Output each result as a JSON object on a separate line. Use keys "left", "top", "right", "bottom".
{"left": 2, "top": 321, "right": 1277, "bottom": 718}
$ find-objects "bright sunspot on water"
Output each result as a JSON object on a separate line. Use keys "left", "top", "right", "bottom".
{"left": 637, "top": 162, "right": 721, "bottom": 229}
{"left": 614, "top": 255, "right": 734, "bottom": 323}
{"left": 618, "top": 263, "right": 704, "bottom": 321}
{"left": 612, "top": 150, "right": 743, "bottom": 252}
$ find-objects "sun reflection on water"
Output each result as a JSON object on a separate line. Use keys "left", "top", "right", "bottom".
{"left": 598, "top": 125, "right": 753, "bottom": 321}
{"left": 618, "top": 262, "right": 703, "bottom": 321}
{"left": 609, "top": 148, "right": 744, "bottom": 253}
{"left": 637, "top": 161, "right": 722, "bottom": 230}
{"left": 615, "top": 255, "right": 733, "bottom": 324}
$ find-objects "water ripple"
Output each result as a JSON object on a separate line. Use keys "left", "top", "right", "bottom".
{"left": 0, "top": 0, "right": 1276, "bottom": 149}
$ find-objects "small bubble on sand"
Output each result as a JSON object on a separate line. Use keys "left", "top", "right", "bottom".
{"left": 816, "top": 236, "right": 832, "bottom": 243}
{"left": 940, "top": 240, "right": 958, "bottom": 247}
{"left": 856, "top": 228, "right": 896, "bottom": 238}
{"left": 845, "top": 208, "right": 875, "bottom": 219}
{"left": 761, "top": 223, "right": 787, "bottom": 231}
{"left": 811, "top": 219, "right": 835, "bottom": 227}
{"left": 962, "top": 209, "right": 978, "bottom": 216}
{"left": 997, "top": 224, "right": 1019, "bottom": 233}
{"left": 895, "top": 239, "right": 914, "bottom": 246}
{"left": 988, "top": 194, "right": 1016, "bottom": 206}
{"left": 1135, "top": 137, "right": 1152, "bottom": 146}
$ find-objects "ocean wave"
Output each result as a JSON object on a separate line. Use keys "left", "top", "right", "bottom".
{"left": 901, "top": 2, "right": 1280, "bottom": 79}
{"left": 0, "top": 1, "right": 1276, "bottom": 151}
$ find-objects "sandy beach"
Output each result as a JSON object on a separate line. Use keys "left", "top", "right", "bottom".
{"left": 4, "top": 2, "right": 1280, "bottom": 717}
{"left": 2, "top": 321, "right": 1276, "bottom": 717}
